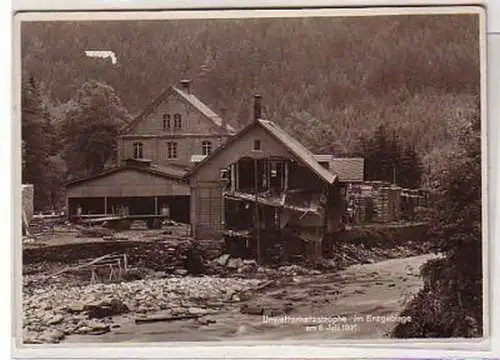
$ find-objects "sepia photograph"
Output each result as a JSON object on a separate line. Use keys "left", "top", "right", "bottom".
{"left": 16, "top": 7, "right": 486, "bottom": 346}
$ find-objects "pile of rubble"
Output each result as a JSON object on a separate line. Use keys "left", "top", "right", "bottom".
{"left": 23, "top": 276, "right": 264, "bottom": 344}
{"left": 211, "top": 254, "right": 323, "bottom": 277}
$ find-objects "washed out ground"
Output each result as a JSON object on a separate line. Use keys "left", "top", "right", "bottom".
{"left": 22, "top": 220, "right": 435, "bottom": 343}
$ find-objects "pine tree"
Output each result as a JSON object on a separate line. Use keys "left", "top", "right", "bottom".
{"left": 398, "top": 145, "right": 424, "bottom": 188}
{"left": 22, "top": 75, "right": 57, "bottom": 210}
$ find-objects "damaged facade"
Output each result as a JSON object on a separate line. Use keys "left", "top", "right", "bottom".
{"left": 185, "top": 96, "right": 364, "bottom": 262}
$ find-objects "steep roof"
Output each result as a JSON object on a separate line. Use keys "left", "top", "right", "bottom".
{"left": 185, "top": 119, "right": 337, "bottom": 185}
{"left": 65, "top": 163, "right": 187, "bottom": 188}
{"left": 172, "top": 87, "right": 236, "bottom": 134}
{"left": 329, "top": 157, "right": 364, "bottom": 183}
{"left": 258, "top": 120, "right": 337, "bottom": 184}
{"left": 123, "top": 86, "right": 235, "bottom": 134}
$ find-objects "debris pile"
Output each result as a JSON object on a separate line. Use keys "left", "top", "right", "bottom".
{"left": 23, "top": 276, "right": 264, "bottom": 344}
{"left": 210, "top": 255, "right": 322, "bottom": 278}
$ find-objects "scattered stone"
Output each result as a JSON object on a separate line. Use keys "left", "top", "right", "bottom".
{"left": 46, "top": 314, "right": 64, "bottom": 325}
{"left": 175, "top": 269, "right": 188, "bottom": 276}
{"left": 38, "top": 329, "right": 65, "bottom": 343}
{"left": 388, "top": 283, "right": 396, "bottom": 287}
{"left": 66, "top": 302, "right": 85, "bottom": 314}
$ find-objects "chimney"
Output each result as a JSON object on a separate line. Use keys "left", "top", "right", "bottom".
{"left": 180, "top": 79, "right": 192, "bottom": 94}
{"left": 253, "top": 94, "right": 262, "bottom": 122}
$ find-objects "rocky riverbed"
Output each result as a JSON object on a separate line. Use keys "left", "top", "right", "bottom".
{"left": 23, "top": 276, "right": 264, "bottom": 344}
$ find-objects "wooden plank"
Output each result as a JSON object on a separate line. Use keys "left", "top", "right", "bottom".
{"left": 135, "top": 314, "right": 201, "bottom": 324}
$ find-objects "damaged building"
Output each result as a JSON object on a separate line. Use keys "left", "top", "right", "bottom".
{"left": 185, "top": 95, "right": 364, "bottom": 262}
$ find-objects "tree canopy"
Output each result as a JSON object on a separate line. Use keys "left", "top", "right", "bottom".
{"left": 58, "top": 80, "right": 132, "bottom": 178}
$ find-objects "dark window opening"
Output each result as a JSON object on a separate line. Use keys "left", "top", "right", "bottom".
{"left": 202, "top": 141, "right": 212, "bottom": 156}
{"left": 174, "top": 113, "right": 182, "bottom": 129}
{"left": 167, "top": 142, "right": 178, "bottom": 159}
{"left": 253, "top": 139, "right": 261, "bottom": 151}
{"left": 163, "top": 113, "right": 171, "bottom": 130}
{"left": 133, "top": 142, "right": 143, "bottom": 159}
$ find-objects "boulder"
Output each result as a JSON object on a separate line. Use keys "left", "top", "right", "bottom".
{"left": 83, "top": 298, "right": 129, "bottom": 319}
{"left": 46, "top": 314, "right": 64, "bottom": 325}
{"left": 226, "top": 258, "right": 243, "bottom": 270}
{"left": 240, "top": 303, "right": 264, "bottom": 315}
{"left": 66, "top": 302, "right": 85, "bottom": 314}
{"left": 214, "top": 254, "right": 231, "bottom": 267}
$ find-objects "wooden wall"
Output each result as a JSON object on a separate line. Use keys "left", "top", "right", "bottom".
{"left": 66, "top": 169, "right": 190, "bottom": 198}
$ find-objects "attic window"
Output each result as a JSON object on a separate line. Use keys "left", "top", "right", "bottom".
{"left": 174, "top": 113, "right": 182, "bottom": 129}
{"left": 163, "top": 114, "right": 171, "bottom": 130}
{"left": 253, "top": 139, "right": 261, "bottom": 151}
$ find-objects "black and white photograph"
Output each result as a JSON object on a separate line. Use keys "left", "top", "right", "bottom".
{"left": 16, "top": 7, "right": 486, "bottom": 346}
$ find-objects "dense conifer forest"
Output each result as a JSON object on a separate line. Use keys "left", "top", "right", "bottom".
{"left": 21, "top": 15, "right": 480, "bottom": 209}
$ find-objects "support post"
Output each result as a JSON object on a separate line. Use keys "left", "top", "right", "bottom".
{"left": 154, "top": 196, "right": 158, "bottom": 215}
{"left": 230, "top": 163, "right": 236, "bottom": 193}
{"left": 284, "top": 161, "right": 289, "bottom": 192}
{"left": 104, "top": 197, "right": 108, "bottom": 216}
{"left": 235, "top": 162, "right": 240, "bottom": 192}
{"left": 254, "top": 158, "right": 261, "bottom": 264}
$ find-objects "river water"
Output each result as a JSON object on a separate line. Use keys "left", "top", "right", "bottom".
{"left": 65, "top": 253, "right": 436, "bottom": 343}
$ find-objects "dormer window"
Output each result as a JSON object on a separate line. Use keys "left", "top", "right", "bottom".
{"left": 174, "top": 113, "right": 182, "bottom": 129}
{"left": 133, "top": 142, "right": 143, "bottom": 159}
{"left": 202, "top": 141, "right": 212, "bottom": 156}
{"left": 253, "top": 139, "right": 261, "bottom": 151}
{"left": 163, "top": 113, "right": 171, "bottom": 130}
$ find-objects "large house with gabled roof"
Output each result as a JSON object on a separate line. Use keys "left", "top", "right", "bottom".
{"left": 117, "top": 80, "right": 235, "bottom": 169}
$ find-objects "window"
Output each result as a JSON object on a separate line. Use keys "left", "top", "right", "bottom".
{"left": 202, "top": 141, "right": 212, "bottom": 156}
{"left": 174, "top": 113, "right": 182, "bottom": 129}
{"left": 163, "top": 113, "right": 171, "bottom": 130}
{"left": 253, "top": 139, "right": 261, "bottom": 151}
{"left": 133, "top": 142, "right": 143, "bottom": 159}
{"left": 167, "top": 142, "right": 178, "bottom": 159}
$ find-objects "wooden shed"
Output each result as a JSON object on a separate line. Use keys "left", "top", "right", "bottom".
{"left": 65, "top": 159, "right": 190, "bottom": 224}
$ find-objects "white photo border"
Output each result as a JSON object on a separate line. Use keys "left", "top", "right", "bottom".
{"left": 8, "top": 2, "right": 497, "bottom": 359}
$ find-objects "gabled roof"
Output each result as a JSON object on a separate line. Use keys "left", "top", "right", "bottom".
{"left": 65, "top": 163, "right": 187, "bottom": 188}
{"left": 185, "top": 119, "right": 337, "bottom": 185}
{"left": 123, "top": 85, "right": 235, "bottom": 134}
{"left": 172, "top": 87, "right": 236, "bottom": 134}
{"left": 329, "top": 157, "right": 364, "bottom": 183}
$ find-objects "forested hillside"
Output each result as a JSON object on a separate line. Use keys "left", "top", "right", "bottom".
{"left": 21, "top": 14, "right": 481, "bottom": 209}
